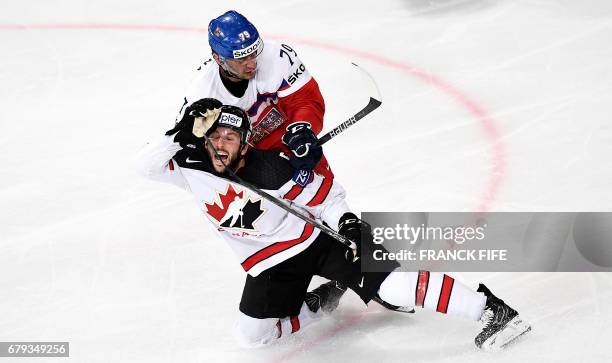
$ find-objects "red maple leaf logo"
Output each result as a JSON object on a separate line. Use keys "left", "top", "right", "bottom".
{"left": 204, "top": 185, "right": 244, "bottom": 222}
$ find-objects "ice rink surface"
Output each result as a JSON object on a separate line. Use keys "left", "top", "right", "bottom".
{"left": 1, "top": 0, "right": 612, "bottom": 362}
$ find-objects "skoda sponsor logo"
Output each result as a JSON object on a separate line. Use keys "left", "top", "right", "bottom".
{"left": 219, "top": 113, "right": 243, "bottom": 127}
{"left": 233, "top": 37, "right": 263, "bottom": 59}
{"left": 288, "top": 63, "right": 307, "bottom": 85}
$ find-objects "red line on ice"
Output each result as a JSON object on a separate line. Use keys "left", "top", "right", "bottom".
{"left": 0, "top": 23, "right": 507, "bottom": 360}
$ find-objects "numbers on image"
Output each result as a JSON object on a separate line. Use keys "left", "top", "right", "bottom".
{"left": 238, "top": 31, "right": 251, "bottom": 42}
{"left": 279, "top": 44, "right": 298, "bottom": 66}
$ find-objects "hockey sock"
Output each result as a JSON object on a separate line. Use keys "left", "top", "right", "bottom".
{"left": 276, "top": 301, "right": 323, "bottom": 338}
{"left": 377, "top": 271, "right": 486, "bottom": 321}
{"left": 234, "top": 302, "right": 323, "bottom": 348}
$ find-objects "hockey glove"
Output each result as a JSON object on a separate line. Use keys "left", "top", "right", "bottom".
{"left": 338, "top": 212, "right": 365, "bottom": 262}
{"left": 165, "top": 98, "right": 223, "bottom": 151}
{"left": 282, "top": 122, "right": 323, "bottom": 171}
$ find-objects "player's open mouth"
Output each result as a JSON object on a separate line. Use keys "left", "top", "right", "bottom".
{"left": 215, "top": 151, "right": 229, "bottom": 163}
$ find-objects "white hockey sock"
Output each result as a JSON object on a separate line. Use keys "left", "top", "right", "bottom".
{"left": 277, "top": 302, "right": 323, "bottom": 338}
{"left": 234, "top": 302, "right": 323, "bottom": 348}
{"left": 377, "top": 271, "right": 486, "bottom": 321}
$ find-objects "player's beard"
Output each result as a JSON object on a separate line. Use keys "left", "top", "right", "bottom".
{"left": 207, "top": 144, "right": 244, "bottom": 174}
{"left": 225, "top": 151, "right": 244, "bottom": 172}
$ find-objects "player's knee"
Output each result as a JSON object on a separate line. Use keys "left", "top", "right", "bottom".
{"left": 377, "top": 271, "right": 418, "bottom": 307}
{"left": 234, "top": 314, "right": 279, "bottom": 348}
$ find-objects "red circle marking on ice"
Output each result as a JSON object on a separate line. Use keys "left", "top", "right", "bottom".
{"left": 1, "top": 23, "right": 507, "bottom": 361}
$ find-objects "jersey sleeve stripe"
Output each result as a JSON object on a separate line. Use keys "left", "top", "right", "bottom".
{"left": 241, "top": 223, "right": 315, "bottom": 272}
{"left": 169, "top": 160, "right": 175, "bottom": 171}
{"left": 306, "top": 178, "right": 333, "bottom": 207}
{"left": 283, "top": 184, "right": 304, "bottom": 201}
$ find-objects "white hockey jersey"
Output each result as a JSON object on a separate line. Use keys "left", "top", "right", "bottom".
{"left": 135, "top": 136, "right": 349, "bottom": 276}
{"left": 177, "top": 41, "right": 318, "bottom": 146}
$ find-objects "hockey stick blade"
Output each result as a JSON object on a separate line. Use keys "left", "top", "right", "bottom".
{"left": 317, "top": 63, "right": 382, "bottom": 146}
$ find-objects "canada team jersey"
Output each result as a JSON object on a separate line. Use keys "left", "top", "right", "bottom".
{"left": 176, "top": 41, "right": 324, "bottom": 150}
{"left": 135, "top": 136, "right": 349, "bottom": 276}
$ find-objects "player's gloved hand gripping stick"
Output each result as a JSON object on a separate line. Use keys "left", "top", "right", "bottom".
{"left": 282, "top": 63, "right": 381, "bottom": 171}
{"left": 282, "top": 122, "right": 323, "bottom": 170}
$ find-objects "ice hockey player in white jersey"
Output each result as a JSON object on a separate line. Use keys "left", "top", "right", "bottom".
{"left": 177, "top": 9, "right": 352, "bottom": 310}
{"left": 135, "top": 99, "right": 531, "bottom": 350}
{"left": 177, "top": 10, "right": 332, "bottom": 179}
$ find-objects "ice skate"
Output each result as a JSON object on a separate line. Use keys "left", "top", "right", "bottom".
{"left": 372, "top": 295, "right": 415, "bottom": 313}
{"left": 475, "top": 284, "right": 531, "bottom": 351}
{"left": 305, "top": 280, "right": 347, "bottom": 313}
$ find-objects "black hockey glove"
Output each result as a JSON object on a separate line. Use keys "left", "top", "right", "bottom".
{"left": 339, "top": 213, "right": 401, "bottom": 271}
{"left": 282, "top": 122, "right": 323, "bottom": 171}
{"left": 338, "top": 212, "right": 366, "bottom": 262}
{"left": 165, "top": 98, "right": 223, "bottom": 151}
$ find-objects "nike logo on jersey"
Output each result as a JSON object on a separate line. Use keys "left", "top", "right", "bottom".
{"left": 186, "top": 157, "right": 200, "bottom": 163}
{"left": 358, "top": 276, "right": 365, "bottom": 288}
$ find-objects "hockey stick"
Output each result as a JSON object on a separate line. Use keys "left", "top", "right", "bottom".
{"left": 316, "top": 63, "right": 382, "bottom": 146}
{"left": 204, "top": 136, "right": 359, "bottom": 260}
{"left": 202, "top": 64, "right": 381, "bottom": 260}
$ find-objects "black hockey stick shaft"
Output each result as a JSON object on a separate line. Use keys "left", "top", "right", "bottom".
{"left": 317, "top": 96, "right": 381, "bottom": 146}
{"left": 201, "top": 64, "right": 381, "bottom": 259}
{"left": 204, "top": 137, "right": 359, "bottom": 257}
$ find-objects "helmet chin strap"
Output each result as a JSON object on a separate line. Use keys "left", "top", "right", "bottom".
{"left": 218, "top": 56, "right": 243, "bottom": 80}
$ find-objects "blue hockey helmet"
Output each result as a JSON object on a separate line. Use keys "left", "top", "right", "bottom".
{"left": 208, "top": 10, "right": 263, "bottom": 60}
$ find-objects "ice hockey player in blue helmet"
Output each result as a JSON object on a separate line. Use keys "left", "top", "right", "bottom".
{"left": 170, "top": 11, "right": 357, "bottom": 315}
{"left": 207, "top": 10, "right": 264, "bottom": 80}
{"left": 173, "top": 10, "right": 331, "bottom": 179}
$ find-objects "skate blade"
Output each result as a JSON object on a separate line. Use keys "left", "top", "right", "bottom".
{"left": 372, "top": 297, "right": 415, "bottom": 313}
{"left": 480, "top": 315, "right": 531, "bottom": 352}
